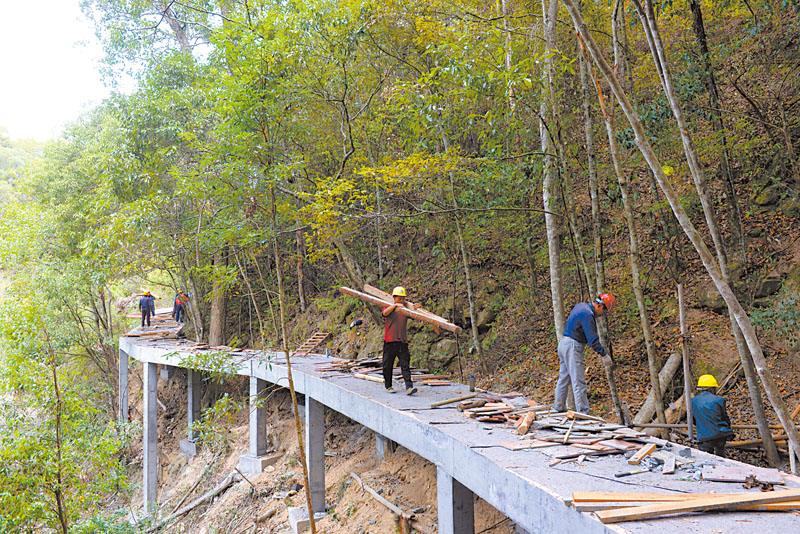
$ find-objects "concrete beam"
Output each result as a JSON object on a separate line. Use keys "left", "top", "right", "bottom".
{"left": 143, "top": 362, "right": 158, "bottom": 511}
{"left": 118, "top": 349, "right": 129, "bottom": 423}
{"left": 376, "top": 433, "right": 396, "bottom": 461}
{"left": 437, "top": 467, "right": 474, "bottom": 534}
{"left": 180, "top": 368, "right": 203, "bottom": 457}
{"left": 305, "top": 397, "right": 325, "bottom": 514}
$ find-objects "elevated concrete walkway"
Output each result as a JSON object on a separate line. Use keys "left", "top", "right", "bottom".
{"left": 119, "top": 326, "right": 800, "bottom": 533}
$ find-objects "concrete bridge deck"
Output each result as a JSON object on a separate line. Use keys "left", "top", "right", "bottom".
{"left": 119, "top": 326, "right": 800, "bottom": 533}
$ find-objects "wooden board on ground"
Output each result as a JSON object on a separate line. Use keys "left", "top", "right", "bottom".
{"left": 628, "top": 443, "right": 657, "bottom": 465}
{"left": 597, "top": 439, "right": 639, "bottom": 451}
{"left": 354, "top": 373, "right": 384, "bottom": 384}
{"left": 662, "top": 457, "right": 676, "bottom": 475}
{"left": 501, "top": 439, "right": 561, "bottom": 451}
{"left": 702, "top": 465, "right": 784, "bottom": 485}
{"left": 574, "top": 501, "right": 800, "bottom": 512}
{"left": 595, "top": 489, "right": 800, "bottom": 524}
{"left": 573, "top": 491, "right": 737, "bottom": 503}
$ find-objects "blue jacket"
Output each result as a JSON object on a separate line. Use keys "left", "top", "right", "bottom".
{"left": 139, "top": 295, "right": 156, "bottom": 314}
{"left": 563, "top": 303, "right": 605, "bottom": 356}
{"left": 691, "top": 391, "right": 733, "bottom": 442}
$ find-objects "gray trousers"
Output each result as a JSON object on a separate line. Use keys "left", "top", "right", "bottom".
{"left": 554, "top": 336, "right": 590, "bottom": 413}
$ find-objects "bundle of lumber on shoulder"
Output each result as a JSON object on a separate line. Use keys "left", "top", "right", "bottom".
{"left": 571, "top": 489, "right": 800, "bottom": 523}
{"left": 339, "top": 285, "right": 462, "bottom": 334}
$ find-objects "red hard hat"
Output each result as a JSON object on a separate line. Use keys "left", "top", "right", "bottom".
{"left": 597, "top": 293, "right": 616, "bottom": 311}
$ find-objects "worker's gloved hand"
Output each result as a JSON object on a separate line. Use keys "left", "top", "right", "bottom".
{"left": 603, "top": 355, "right": 617, "bottom": 371}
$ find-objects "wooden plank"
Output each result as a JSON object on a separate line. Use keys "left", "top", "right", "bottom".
{"left": 517, "top": 412, "right": 537, "bottom": 435}
{"left": 595, "top": 489, "right": 800, "bottom": 524}
{"left": 627, "top": 443, "right": 657, "bottom": 465}
{"left": 354, "top": 373, "right": 384, "bottom": 384}
{"left": 429, "top": 393, "right": 477, "bottom": 408}
{"left": 339, "top": 287, "right": 463, "bottom": 334}
{"left": 573, "top": 502, "right": 800, "bottom": 512}
{"left": 701, "top": 465, "right": 784, "bottom": 485}
{"left": 566, "top": 410, "right": 608, "bottom": 423}
{"left": 572, "top": 491, "right": 732, "bottom": 503}
{"left": 597, "top": 440, "right": 639, "bottom": 451}
{"left": 363, "top": 284, "right": 444, "bottom": 323}
{"left": 662, "top": 457, "right": 676, "bottom": 475}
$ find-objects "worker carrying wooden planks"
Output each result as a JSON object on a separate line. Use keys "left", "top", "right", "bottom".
{"left": 554, "top": 294, "right": 616, "bottom": 414}
{"left": 691, "top": 374, "right": 734, "bottom": 457}
{"left": 382, "top": 286, "right": 418, "bottom": 396}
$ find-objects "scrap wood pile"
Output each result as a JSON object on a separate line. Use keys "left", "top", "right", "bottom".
{"left": 570, "top": 489, "right": 800, "bottom": 523}
{"left": 315, "top": 358, "right": 453, "bottom": 386}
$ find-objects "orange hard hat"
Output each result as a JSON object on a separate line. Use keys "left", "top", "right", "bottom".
{"left": 596, "top": 293, "right": 616, "bottom": 311}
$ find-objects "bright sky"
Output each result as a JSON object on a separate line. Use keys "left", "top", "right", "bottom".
{"left": 0, "top": 1, "right": 110, "bottom": 141}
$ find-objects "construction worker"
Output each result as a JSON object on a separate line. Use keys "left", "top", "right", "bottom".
{"left": 382, "top": 286, "right": 417, "bottom": 396}
{"left": 139, "top": 291, "right": 156, "bottom": 327}
{"left": 172, "top": 289, "right": 188, "bottom": 323}
{"left": 691, "top": 374, "right": 733, "bottom": 457}
{"left": 553, "top": 293, "right": 616, "bottom": 414}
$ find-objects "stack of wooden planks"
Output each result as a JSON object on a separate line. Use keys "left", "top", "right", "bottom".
{"left": 571, "top": 490, "right": 800, "bottom": 523}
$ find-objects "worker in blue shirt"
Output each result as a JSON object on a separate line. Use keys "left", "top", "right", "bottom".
{"left": 553, "top": 293, "right": 616, "bottom": 414}
{"left": 139, "top": 291, "right": 156, "bottom": 327}
{"left": 691, "top": 374, "right": 734, "bottom": 457}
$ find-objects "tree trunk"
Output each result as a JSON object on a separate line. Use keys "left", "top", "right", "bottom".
{"left": 334, "top": 236, "right": 383, "bottom": 328}
{"left": 155, "top": 0, "right": 192, "bottom": 53}
{"left": 438, "top": 130, "right": 488, "bottom": 372}
{"left": 296, "top": 227, "right": 307, "bottom": 313}
{"left": 688, "top": 0, "right": 745, "bottom": 258}
{"left": 579, "top": 52, "right": 605, "bottom": 295}
{"left": 271, "top": 185, "right": 317, "bottom": 534}
{"left": 209, "top": 253, "right": 227, "bottom": 346}
{"left": 564, "top": 0, "right": 800, "bottom": 456}
{"left": 632, "top": 0, "right": 779, "bottom": 465}
{"left": 598, "top": 101, "right": 668, "bottom": 436}
{"left": 234, "top": 253, "right": 267, "bottom": 349}
{"left": 579, "top": 51, "right": 625, "bottom": 422}
{"left": 540, "top": 0, "right": 565, "bottom": 339}
{"left": 181, "top": 263, "right": 204, "bottom": 342}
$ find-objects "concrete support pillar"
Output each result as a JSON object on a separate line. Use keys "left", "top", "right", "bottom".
{"left": 437, "top": 467, "right": 474, "bottom": 534}
{"left": 143, "top": 362, "right": 158, "bottom": 512}
{"left": 160, "top": 364, "right": 177, "bottom": 380}
{"left": 118, "top": 349, "right": 129, "bottom": 423}
{"left": 305, "top": 397, "right": 326, "bottom": 514}
{"left": 180, "top": 369, "right": 203, "bottom": 457}
{"left": 375, "top": 434, "right": 396, "bottom": 461}
{"left": 238, "top": 376, "right": 278, "bottom": 473}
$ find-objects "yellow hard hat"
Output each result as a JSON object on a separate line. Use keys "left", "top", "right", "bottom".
{"left": 392, "top": 286, "right": 407, "bottom": 297}
{"left": 697, "top": 374, "right": 719, "bottom": 388}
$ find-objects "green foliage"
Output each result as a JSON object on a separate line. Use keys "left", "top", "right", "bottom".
{"left": 750, "top": 286, "right": 800, "bottom": 346}
{"left": 190, "top": 394, "right": 243, "bottom": 455}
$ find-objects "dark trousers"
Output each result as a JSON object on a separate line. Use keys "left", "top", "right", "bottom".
{"left": 382, "top": 341, "right": 413, "bottom": 389}
{"left": 173, "top": 304, "right": 185, "bottom": 323}
{"left": 141, "top": 309, "right": 151, "bottom": 327}
{"left": 698, "top": 437, "right": 728, "bottom": 457}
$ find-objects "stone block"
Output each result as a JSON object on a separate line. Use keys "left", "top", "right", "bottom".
{"left": 238, "top": 452, "right": 281, "bottom": 474}
{"left": 179, "top": 439, "right": 198, "bottom": 457}
{"left": 287, "top": 506, "right": 326, "bottom": 534}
